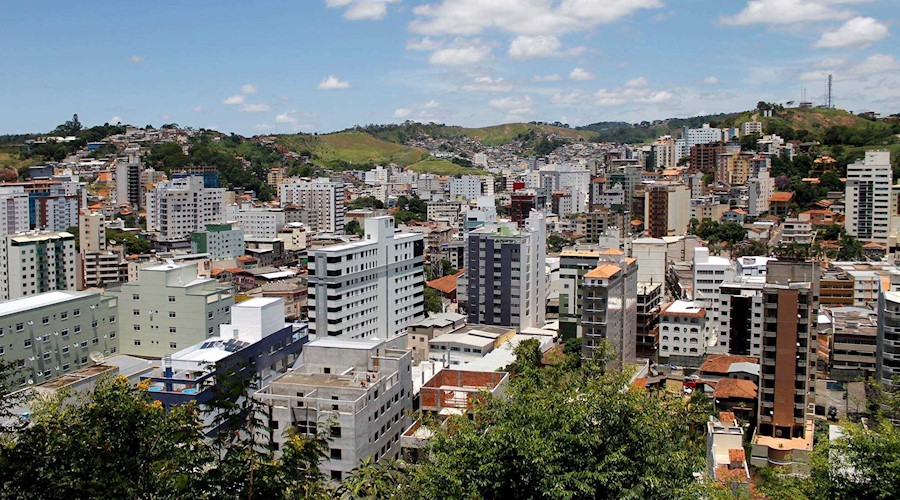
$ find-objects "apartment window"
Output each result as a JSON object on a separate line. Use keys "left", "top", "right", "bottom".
{"left": 169, "top": 311, "right": 176, "bottom": 318}
{"left": 132, "top": 294, "right": 140, "bottom": 301}
{"left": 207, "top": 311, "right": 213, "bottom": 319}
{"left": 168, "top": 296, "right": 176, "bottom": 303}
{"left": 81, "top": 341, "right": 87, "bottom": 348}
{"left": 42, "top": 352, "right": 50, "bottom": 360}
{"left": 92, "top": 338, "right": 99, "bottom": 345}
{"left": 60, "top": 311, "right": 68, "bottom": 320}
{"left": 41, "top": 316, "right": 49, "bottom": 325}
{"left": 109, "top": 316, "right": 116, "bottom": 324}
{"left": 330, "top": 426, "right": 342, "bottom": 438}
{"left": 73, "top": 308, "right": 80, "bottom": 317}
{"left": 330, "top": 471, "right": 342, "bottom": 481}
{"left": 134, "top": 339, "right": 141, "bottom": 346}
{"left": 330, "top": 448, "right": 342, "bottom": 460}
{"left": 169, "top": 327, "right": 177, "bottom": 334}
{"left": 133, "top": 324, "right": 141, "bottom": 331}
{"left": 74, "top": 325, "right": 81, "bottom": 334}
{"left": 16, "top": 322, "right": 23, "bottom": 332}
{"left": 169, "top": 342, "right": 177, "bottom": 349}
{"left": 133, "top": 309, "right": 140, "bottom": 316}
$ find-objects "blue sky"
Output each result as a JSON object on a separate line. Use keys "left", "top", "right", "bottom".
{"left": 1, "top": 0, "right": 897, "bottom": 135}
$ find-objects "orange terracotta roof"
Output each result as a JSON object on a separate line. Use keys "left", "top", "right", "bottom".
{"left": 729, "top": 208, "right": 747, "bottom": 215}
{"left": 632, "top": 377, "right": 648, "bottom": 390}
{"left": 713, "top": 378, "right": 758, "bottom": 400}
{"left": 716, "top": 465, "right": 749, "bottom": 483}
{"left": 426, "top": 269, "right": 464, "bottom": 294}
{"left": 719, "top": 411, "right": 737, "bottom": 424}
{"left": 88, "top": 202, "right": 104, "bottom": 209}
{"left": 584, "top": 264, "right": 622, "bottom": 279}
{"left": 863, "top": 242, "right": 885, "bottom": 249}
{"left": 802, "top": 209, "right": 835, "bottom": 215}
{"left": 237, "top": 256, "right": 257, "bottom": 262}
{"left": 801, "top": 178, "right": 821, "bottom": 184}
{"left": 768, "top": 192, "right": 794, "bottom": 203}
{"left": 631, "top": 219, "right": 642, "bottom": 225}
{"left": 598, "top": 248, "right": 624, "bottom": 255}
{"left": 729, "top": 448, "right": 746, "bottom": 462}
{"left": 700, "top": 354, "right": 758, "bottom": 375}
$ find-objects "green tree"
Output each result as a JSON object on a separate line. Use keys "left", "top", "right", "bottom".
{"left": 345, "top": 219, "right": 363, "bottom": 236}
{"left": 423, "top": 287, "right": 443, "bottom": 313}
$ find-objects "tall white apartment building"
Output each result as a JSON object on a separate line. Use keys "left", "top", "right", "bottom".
{"left": 741, "top": 121, "right": 763, "bottom": 137}
{"left": 146, "top": 176, "right": 225, "bottom": 243}
{"left": 33, "top": 184, "right": 83, "bottom": 232}
{"left": 449, "top": 175, "right": 486, "bottom": 201}
{"left": 717, "top": 276, "right": 766, "bottom": 356}
{"left": 466, "top": 211, "right": 547, "bottom": 329}
{"left": 658, "top": 300, "right": 710, "bottom": 365}
{"left": 693, "top": 247, "right": 736, "bottom": 341}
{"left": 78, "top": 209, "right": 106, "bottom": 254}
{"left": 191, "top": 223, "right": 245, "bottom": 261}
{"left": 747, "top": 167, "right": 774, "bottom": 217}
{"left": 223, "top": 204, "right": 285, "bottom": 238}
{"left": 845, "top": 151, "right": 892, "bottom": 246}
{"left": 0, "top": 231, "right": 77, "bottom": 300}
{"left": 307, "top": 216, "right": 424, "bottom": 339}
{"left": 539, "top": 165, "right": 591, "bottom": 213}
{"left": 652, "top": 136, "right": 676, "bottom": 170}
{"left": 280, "top": 178, "right": 345, "bottom": 234}
{"left": 0, "top": 186, "right": 30, "bottom": 236}
{"left": 109, "top": 262, "right": 234, "bottom": 358}
{"left": 683, "top": 123, "right": 724, "bottom": 151}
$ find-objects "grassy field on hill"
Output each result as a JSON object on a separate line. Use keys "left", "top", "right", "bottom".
{"left": 362, "top": 122, "right": 593, "bottom": 147}
{"left": 406, "top": 158, "right": 489, "bottom": 176}
{"left": 276, "top": 131, "right": 428, "bottom": 170}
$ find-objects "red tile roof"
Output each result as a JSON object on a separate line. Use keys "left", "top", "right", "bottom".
{"left": 713, "top": 378, "right": 758, "bottom": 400}
{"left": 700, "top": 354, "right": 758, "bottom": 375}
{"left": 426, "top": 269, "right": 464, "bottom": 294}
{"left": 768, "top": 192, "right": 794, "bottom": 203}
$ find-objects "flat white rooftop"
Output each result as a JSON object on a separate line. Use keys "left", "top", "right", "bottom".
{"left": 307, "top": 337, "right": 384, "bottom": 350}
{"left": 0, "top": 290, "right": 97, "bottom": 317}
{"left": 664, "top": 300, "right": 704, "bottom": 315}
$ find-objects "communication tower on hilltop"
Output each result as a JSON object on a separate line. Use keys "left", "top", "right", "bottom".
{"left": 826, "top": 74, "right": 833, "bottom": 109}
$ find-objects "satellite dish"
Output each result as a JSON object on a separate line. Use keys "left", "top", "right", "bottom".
{"left": 89, "top": 351, "right": 106, "bottom": 364}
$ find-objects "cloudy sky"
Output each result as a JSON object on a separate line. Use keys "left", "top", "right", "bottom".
{"left": 1, "top": 0, "right": 897, "bottom": 135}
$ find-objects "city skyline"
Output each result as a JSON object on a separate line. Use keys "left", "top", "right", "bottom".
{"left": 1, "top": 0, "right": 897, "bottom": 135}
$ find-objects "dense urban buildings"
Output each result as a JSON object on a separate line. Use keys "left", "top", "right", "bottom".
{"left": 146, "top": 176, "right": 225, "bottom": 245}
{"left": 0, "top": 231, "right": 77, "bottom": 300}
{"left": 279, "top": 177, "right": 345, "bottom": 234}
{"left": 845, "top": 151, "right": 892, "bottom": 247}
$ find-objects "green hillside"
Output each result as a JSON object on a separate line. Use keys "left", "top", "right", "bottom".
{"left": 578, "top": 106, "right": 899, "bottom": 145}
{"left": 406, "top": 158, "right": 489, "bottom": 176}
{"left": 276, "top": 131, "right": 428, "bottom": 170}
{"left": 360, "top": 122, "right": 593, "bottom": 147}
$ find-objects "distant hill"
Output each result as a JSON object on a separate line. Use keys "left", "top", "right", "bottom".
{"left": 358, "top": 122, "right": 594, "bottom": 147}
{"left": 578, "top": 106, "right": 899, "bottom": 145}
{"left": 275, "top": 131, "right": 429, "bottom": 170}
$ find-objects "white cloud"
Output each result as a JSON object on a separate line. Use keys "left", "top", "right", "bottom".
{"left": 461, "top": 76, "right": 515, "bottom": 92}
{"left": 624, "top": 76, "right": 648, "bottom": 87}
{"left": 429, "top": 39, "right": 492, "bottom": 65}
{"left": 533, "top": 74, "right": 562, "bottom": 82}
{"left": 410, "top": 0, "right": 663, "bottom": 36}
{"left": 240, "top": 103, "right": 271, "bottom": 112}
{"left": 393, "top": 108, "right": 412, "bottom": 118}
{"left": 593, "top": 86, "right": 674, "bottom": 106}
{"left": 489, "top": 94, "right": 533, "bottom": 110}
{"left": 423, "top": 99, "right": 440, "bottom": 109}
{"left": 240, "top": 83, "right": 258, "bottom": 95}
{"left": 569, "top": 67, "right": 594, "bottom": 81}
{"left": 325, "top": 0, "right": 399, "bottom": 21}
{"left": 721, "top": 0, "right": 858, "bottom": 26}
{"left": 550, "top": 91, "right": 585, "bottom": 105}
{"left": 508, "top": 35, "right": 584, "bottom": 60}
{"left": 318, "top": 76, "right": 350, "bottom": 90}
{"left": 406, "top": 37, "right": 443, "bottom": 51}
{"left": 276, "top": 112, "right": 298, "bottom": 124}
{"left": 110, "top": 116, "right": 122, "bottom": 124}
{"left": 193, "top": 105, "right": 204, "bottom": 113}
{"left": 815, "top": 16, "right": 889, "bottom": 49}
{"left": 129, "top": 55, "right": 144, "bottom": 64}
{"left": 222, "top": 94, "right": 246, "bottom": 105}
{"left": 801, "top": 53, "right": 900, "bottom": 81}
{"left": 702, "top": 76, "right": 720, "bottom": 85}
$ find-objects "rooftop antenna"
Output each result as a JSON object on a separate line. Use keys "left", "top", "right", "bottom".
{"left": 826, "top": 74, "right": 833, "bottom": 109}
{"left": 89, "top": 351, "right": 106, "bottom": 365}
